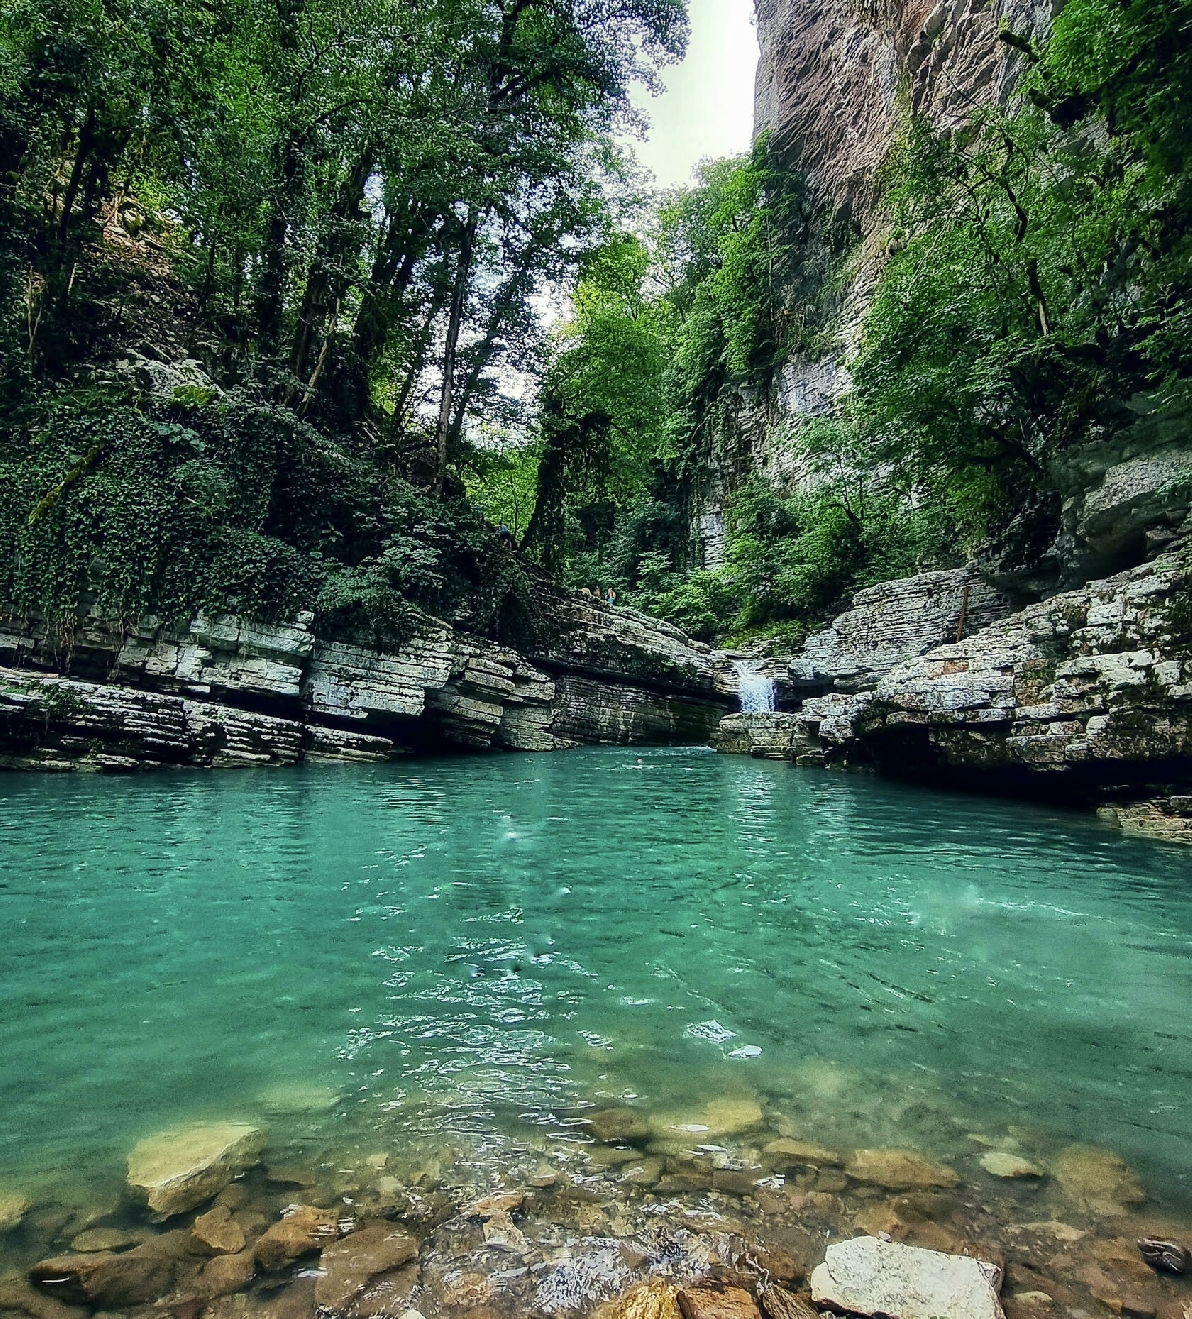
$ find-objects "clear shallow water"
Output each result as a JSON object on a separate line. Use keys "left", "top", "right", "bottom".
{"left": 2, "top": 747, "right": 1192, "bottom": 1215}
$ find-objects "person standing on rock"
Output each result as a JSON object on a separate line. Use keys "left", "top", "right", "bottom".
{"left": 606, "top": 587, "right": 617, "bottom": 607}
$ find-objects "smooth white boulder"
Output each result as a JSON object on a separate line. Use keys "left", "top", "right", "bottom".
{"left": 810, "top": 1235, "right": 1005, "bottom": 1319}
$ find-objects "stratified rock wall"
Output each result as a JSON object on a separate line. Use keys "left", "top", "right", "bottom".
{"left": 716, "top": 545, "right": 1192, "bottom": 830}
{"left": 0, "top": 600, "right": 735, "bottom": 771}
{"left": 789, "top": 566, "right": 1012, "bottom": 696}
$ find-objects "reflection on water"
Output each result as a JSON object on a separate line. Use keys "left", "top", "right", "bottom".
{"left": 1, "top": 747, "right": 1191, "bottom": 1219}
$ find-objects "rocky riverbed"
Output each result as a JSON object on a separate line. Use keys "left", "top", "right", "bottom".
{"left": 2, "top": 1092, "right": 1190, "bottom": 1319}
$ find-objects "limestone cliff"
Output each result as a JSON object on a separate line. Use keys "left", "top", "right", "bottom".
{"left": 715, "top": 540, "right": 1192, "bottom": 840}
{"left": 0, "top": 599, "right": 735, "bottom": 771}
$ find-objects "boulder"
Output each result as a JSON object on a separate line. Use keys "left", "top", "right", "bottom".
{"left": 198, "top": 1247, "right": 257, "bottom": 1297}
{"left": 69, "top": 1228, "right": 145, "bottom": 1253}
{"left": 190, "top": 1204, "right": 246, "bottom": 1255}
{"left": 0, "top": 1192, "right": 30, "bottom": 1232}
{"left": 676, "top": 1285, "right": 762, "bottom": 1319}
{"left": 1053, "top": 1146, "right": 1146, "bottom": 1215}
{"left": 810, "top": 1235, "right": 1004, "bottom": 1319}
{"left": 763, "top": 1138, "right": 841, "bottom": 1168}
{"left": 254, "top": 1205, "right": 339, "bottom": 1271}
{"left": 588, "top": 1108, "right": 651, "bottom": 1144}
{"left": 127, "top": 1123, "right": 265, "bottom": 1217}
{"left": 313, "top": 1224, "right": 418, "bottom": 1313}
{"left": 29, "top": 1247, "right": 175, "bottom": 1307}
{"left": 980, "top": 1152, "right": 1044, "bottom": 1180}
{"left": 0, "top": 1277, "right": 88, "bottom": 1319}
{"left": 846, "top": 1149, "right": 960, "bottom": 1190}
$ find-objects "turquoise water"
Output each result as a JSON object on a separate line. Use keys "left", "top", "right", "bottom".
{"left": 2, "top": 747, "right": 1192, "bottom": 1215}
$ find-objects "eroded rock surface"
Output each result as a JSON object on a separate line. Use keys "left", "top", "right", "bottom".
{"left": 717, "top": 547, "right": 1192, "bottom": 836}
{"left": 809, "top": 1235, "right": 1004, "bottom": 1319}
{"left": 0, "top": 595, "right": 734, "bottom": 770}
{"left": 127, "top": 1124, "right": 265, "bottom": 1217}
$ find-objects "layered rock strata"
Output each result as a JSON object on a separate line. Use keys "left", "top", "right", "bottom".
{"left": 715, "top": 548, "right": 1192, "bottom": 835}
{"left": 0, "top": 600, "right": 735, "bottom": 770}
{"left": 789, "top": 567, "right": 1011, "bottom": 697}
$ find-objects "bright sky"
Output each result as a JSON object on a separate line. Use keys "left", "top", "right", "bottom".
{"left": 628, "top": 0, "right": 760, "bottom": 190}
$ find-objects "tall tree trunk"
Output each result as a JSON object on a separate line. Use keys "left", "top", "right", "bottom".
{"left": 433, "top": 215, "right": 477, "bottom": 496}
{"left": 255, "top": 135, "right": 303, "bottom": 358}
{"left": 289, "top": 145, "right": 374, "bottom": 388}
{"left": 448, "top": 243, "right": 541, "bottom": 448}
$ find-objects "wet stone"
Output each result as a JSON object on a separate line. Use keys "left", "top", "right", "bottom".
{"left": 981, "top": 1153, "right": 1044, "bottom": 1180}
{"left": 0, "top": 1277, "right": 89, "bottom": 1319}
{"left": 845, "top": 1149, "right": 961, "bottom": 1191}
{"left": 461, "top": 1189, "right": 528, "bottom": 1221}
{"left": 758, "top": 1287, "right": 818, "bottom": 1319}
{"left": 313, "top": 1224, "right": 417, "bottom": 1313}
{"left": 676, "top": 1284, "right": 762, "bottom": 1319}
{"left": 590, "top": 1110, "right": 652, "bottom": 1145}
{"left": 68, "top": 1229, "right": 144, "bottom": 1254}
{"left": 762, "top": 1140, "right": 841, "bottom": 1169}
{"left": 191, "top": 1205, "right": 246, "bottom": 1256}
{"left": 29, "top": 1246, "right": 175, "bottom": 1307}
{"left": 0, "top": 1193, "right": 31, "bottom": 1232}
{"left": 254, "top": 1206, "right": 339, "bottom": 1271}
{"left": 480, "top": 1211, "right": 528, "bottom": 1254}
{"left": 126, "top": 1125, "right": 266, "bottom": 1218}
{"left": 197, "top": 1247, "right": 256, "bottom": 1298}
{"left": 1053, "top": 1146, "right": 1146, "bottom": 1216}
{"left": 711, "top": 1169, "right": 760, "bottom": 1197}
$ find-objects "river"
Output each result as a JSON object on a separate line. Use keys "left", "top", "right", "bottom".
{"left": 2, "top": 748, "right": 1191, "bottom": 1302}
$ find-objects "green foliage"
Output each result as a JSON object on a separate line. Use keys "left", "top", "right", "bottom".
{"left": 854, "top": 0, "right": 1192, "bottom": 551}
{"left": 0, "top": 386, "right": 533, "bottom": 644}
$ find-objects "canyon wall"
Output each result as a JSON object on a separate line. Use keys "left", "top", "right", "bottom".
{"left": 694, "top": 0, "right": 1057, "bottom": 568}
{"left": 0, "top": 601, "right": 736, "bottom": 771}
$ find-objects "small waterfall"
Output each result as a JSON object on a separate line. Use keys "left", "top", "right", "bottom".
{"left": 733, "top": 660, "right": 776, "bottom": 714}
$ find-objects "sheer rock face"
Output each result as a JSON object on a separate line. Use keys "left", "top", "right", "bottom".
{"left": 753, "top": 0, "right": 1053, "bottom": 231}
{"left": 0, "top": 597, "right": 734, "bottom": 769}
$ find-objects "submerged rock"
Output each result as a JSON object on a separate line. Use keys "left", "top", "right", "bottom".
{"left": 68, "top": 1227, "right": 144, "bottom": 1253}
{"left": 313, "top": 1223, "right": 417, "bottom": 1313}
{"left": 589, "top": 1108, "right": 652, "bottom": 1144}
{"left": 846, "top": 1148, "right": 961, "bottom": 1190}
{"left": 126, "top": 1123, "right": 265, "bottom": 1217}
{"left": 1053, "top": 1146, "right": 1146, "bottom": 1215}
{"left": 655, "top": 1099, "right": 764, "bottom": 1140}
{"left": 810, "top": 1235, "right": 1004, "bottom": 1319}
{"left": 190, "top": 1203, "right": 247, "bottom": 1255}
{"left": 0, "top": 1191, "right": 30, "bottom": 1231}
{"left": 198, "top": 1247, "right": 257, "bottom": 1297}
{"left": 254, "top": 1205, "right": 339, "bottom": 1270}
{"left": 258, "top": 1083, "right": 340, "bottom": 1114}
{"left": 981, "top": 1152, "right": 1045, "bottom": 1180}
{"left": 0, "top": 1276, "right": 88, "bottom": 1319}
{"left": 763, "top": 1138, "right": 841, "bottom": 1168}
{"left": 30, "top": 1247, "right": 175, "bottom": 1307}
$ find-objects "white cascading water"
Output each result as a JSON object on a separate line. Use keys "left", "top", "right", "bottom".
{"left": 733, "top": 660, "right": 776, "bottom": 713}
